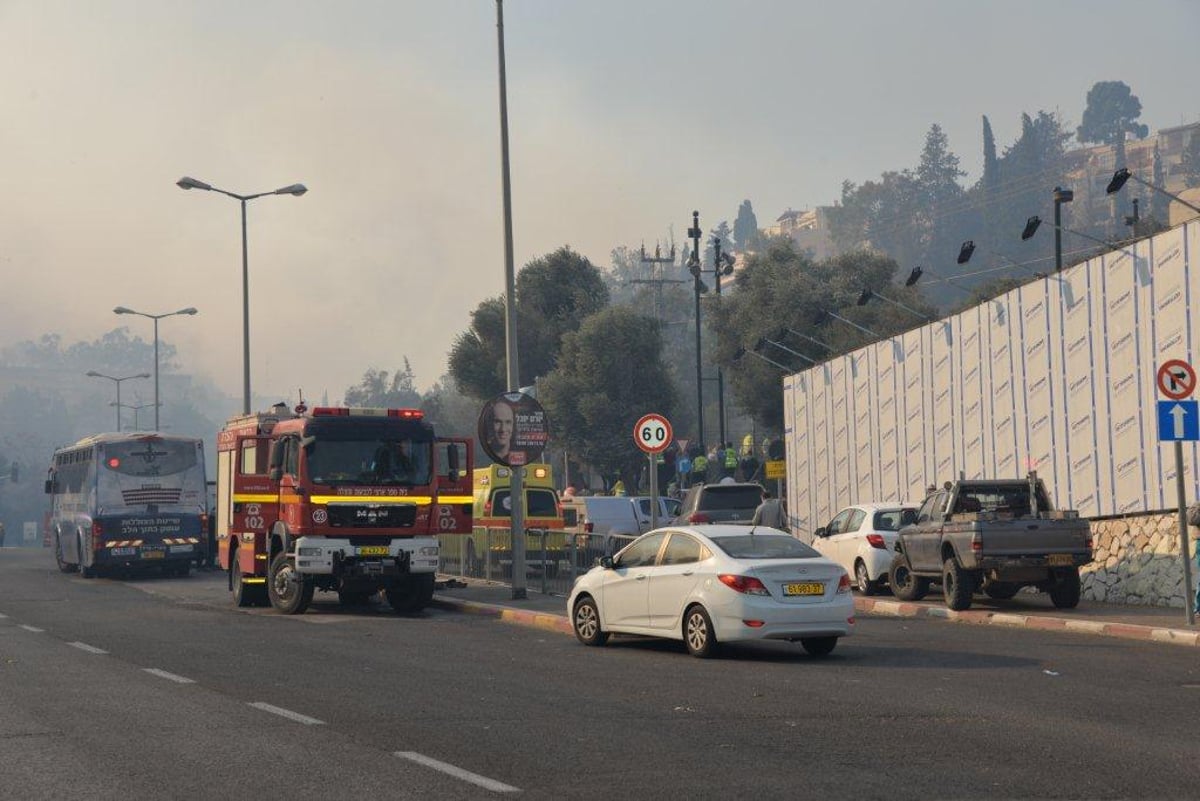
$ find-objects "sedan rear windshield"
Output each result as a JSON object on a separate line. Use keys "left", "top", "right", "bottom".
{"left": 711, "top": 533, "right": 818, "bottom": 559}
{"left": 872, "top": 509, "right": 912, "bottom": 531}
{"left": 698, "top": 486, "right": 764, "bottom": 510}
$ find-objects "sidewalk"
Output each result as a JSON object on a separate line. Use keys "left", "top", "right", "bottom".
{"left": 432, "top": 577, "right": 1200, "bottom": 648}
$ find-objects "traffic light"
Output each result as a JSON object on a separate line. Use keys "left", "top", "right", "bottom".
{"left": 9, "top": 462, "right": 17, "bottom": 483}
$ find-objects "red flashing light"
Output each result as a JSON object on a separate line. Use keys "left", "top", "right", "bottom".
{"left": 312, "top": 407, "right": 349, "bottom": 416}
{"left": 718, "top": 574, "right": 769, "bottom": 596}
{"left": 866, "top": 533, "right": 887, "bottom": 549}
{"left": 388, "top": 409, "right": 424, "bottom": 419}
{"left": 107, "top": 457, "right": 121, "bottom": 469}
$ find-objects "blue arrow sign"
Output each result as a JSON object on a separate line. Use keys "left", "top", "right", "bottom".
{"left": 1157, "top": 400, "right": 1200, "bottom": 441}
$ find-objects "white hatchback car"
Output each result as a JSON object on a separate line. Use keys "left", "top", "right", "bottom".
{"left": 811, "top": 503, "right": 918, "bottom": 595}
{"left": 567, "top": 525, "right": 854, "bottom": 658}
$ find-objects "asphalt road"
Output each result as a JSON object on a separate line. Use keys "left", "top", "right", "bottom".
{"left": 1, "top": 548, "right": 1199, "bottom": 800}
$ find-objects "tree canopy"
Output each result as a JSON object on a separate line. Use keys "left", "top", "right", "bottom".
{"left": 538, "top": 305, "right": 678, "bottom": 489}
{"left": 448, "top": 246, "right": 609, "bottom": 400}
{"left": 1077, "top": 80, "right": 1148, "bottom": 145}
{"left": 343, "top": 361, "right": 421, "bottom": 408}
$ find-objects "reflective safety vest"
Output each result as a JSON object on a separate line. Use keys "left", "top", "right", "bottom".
{"left": 724, "top": 448, "right": 738, "bottom": 468}
{"left": 693, "top": 455, "right": 708, "bottom": 474}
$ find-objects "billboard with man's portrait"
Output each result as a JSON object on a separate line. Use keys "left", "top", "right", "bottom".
{"left": 477, "top": 392, "right": 549, "bottom": 467}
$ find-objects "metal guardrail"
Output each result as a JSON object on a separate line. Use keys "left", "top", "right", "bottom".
{"left": 438, "top": 527, "right": 638, "bottom": 596}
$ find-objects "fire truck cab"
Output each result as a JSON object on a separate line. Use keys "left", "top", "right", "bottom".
{"left": 215, "top": 403, "right": 473, "bottom": 614}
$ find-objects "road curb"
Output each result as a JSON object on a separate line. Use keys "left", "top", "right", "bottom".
{"left": 432, "top": 595, "right": 574, "bottom": 636}
{"left": 854, "top": 597, "right": 1200, "bottom": 648}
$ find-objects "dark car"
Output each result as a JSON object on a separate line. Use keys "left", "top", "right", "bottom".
{"left": 674, "top": 482, "right": 766, "bottom": 525}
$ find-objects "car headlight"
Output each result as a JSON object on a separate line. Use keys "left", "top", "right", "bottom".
{"left": 419, "top": 546, "right": 438, "bottom": 557}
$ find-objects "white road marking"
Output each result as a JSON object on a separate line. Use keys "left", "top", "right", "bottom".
{"left": 19, "top": 625, "right": 44, "bottom": 633}
{"left": 395, "top": 751, "right": 520, "bottom": 794}
{"left": 143, "top": 668, "right": 195, "bottom": 684}
{"left": 0, "top": 613, "right": 8, "bottom": 619}
{"left": 69, "top": 642, "right": 108, "bottom": 654}
{"left": 248, "top": 702, "right": 325, "bottom": 726}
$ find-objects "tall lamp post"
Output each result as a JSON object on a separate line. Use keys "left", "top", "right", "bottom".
{"left": 710, "top": 236, "right": 735, "bottom": 447}
{"left": 113, "top": 306, "right": 198, "bottom": 431}
{"left": 86, "top": 371, "right": 150, "bottom": 432}
{"left": 687, "top": 211, "right": 706, "bottom": 450}
{"left": 177, "top": 176, "right": 307, "bottom": 414}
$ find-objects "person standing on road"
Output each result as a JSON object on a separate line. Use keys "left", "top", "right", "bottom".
{"left": 677, "top": 450, "right": 692, "bottom": 490}
{"left": 692, "top": 450, "right": 709, "bottom": 485}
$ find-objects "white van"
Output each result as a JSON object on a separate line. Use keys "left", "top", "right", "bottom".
{"left": 561, "top": 495, "right": 682, "bottom": 553}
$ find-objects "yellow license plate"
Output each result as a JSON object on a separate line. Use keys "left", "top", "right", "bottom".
{"left": 783, "top": 582, "right": 824, "bottom": 596}
{"left": 142, "top": 551, "right": 165, "bottom": 560}
{"left": 1047, "top": 554, "right": 1073, "bottom": 566}
{"left": 357, "top": 546, "right": 389, "bottom": 556}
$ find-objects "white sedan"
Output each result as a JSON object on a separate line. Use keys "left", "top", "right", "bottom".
{"left": 810, "top": 503, "right": 918, "bottom": 595}
{"left": 567, "top": 525, "right": 854, "bottom": 658}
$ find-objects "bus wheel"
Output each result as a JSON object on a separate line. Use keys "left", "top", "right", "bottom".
{"left": 55, "top": 532, "right": 77, "bottom": 574}
{"left": 268, "top": 552, "right": 313, "bottom": 615}
{"left": 77, "top": 534, "right": 96, "bottom": 579}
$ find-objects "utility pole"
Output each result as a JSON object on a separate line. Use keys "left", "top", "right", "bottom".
{"left": 633, "top": 243, "right": 682, "bottom": 323}
{"left": 712, "top": 235, "right": 730, "bottom": 448}
{"left": 687, "top": 211, "right": 705, "bottom": 451}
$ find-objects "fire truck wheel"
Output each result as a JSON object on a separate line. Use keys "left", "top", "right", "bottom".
{"left": 231, "top": 559, "right": 266, "bottom": 608}
{"left": 338, "top": 591, "right": 372, "bottom": 607}
{"left": 77, "top": 534, "right": 96, "bottom": 579}
{"left": 386, "top": 574, "right": 434, "bottom": 614}
{"left": 268, "top": 552, "right": 313, "bottom": 615}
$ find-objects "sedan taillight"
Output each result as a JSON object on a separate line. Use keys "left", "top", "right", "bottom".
{"left": 836, "top": 573, "right": 852, "bottom": 594}
{"left": 866, "top": 533, "right": 886, "bottom": 549}
{"left": 718, "top": 574, "right": 769, "bottom": 596}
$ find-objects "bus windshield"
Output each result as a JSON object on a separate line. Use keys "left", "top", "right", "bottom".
{"left": 306, "top": 436, "right": 432, "bottom": 487}
{"left": 104, "top": 439, "right": 199, "bottom": 477}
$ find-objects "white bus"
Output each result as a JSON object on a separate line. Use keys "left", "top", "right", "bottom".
{"left": 45, "top": 432, "right": 208, "bottom": 577}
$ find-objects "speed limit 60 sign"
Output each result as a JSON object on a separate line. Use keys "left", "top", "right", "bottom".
{"left": 634, "top": 414, "right": 673, "bottom": 454}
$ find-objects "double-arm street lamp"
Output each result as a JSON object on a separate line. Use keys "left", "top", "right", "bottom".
{"left": 113, "top": 306, "right": 198, "bottom": 431}
{"left": 86, "top": 371, "right": 150, "bottom": 432}
{"left": 177, "top": 176, "right": 307, "bottom": 414}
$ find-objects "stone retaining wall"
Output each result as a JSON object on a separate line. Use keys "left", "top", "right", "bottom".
{"left": 1083, "top": 513, "right": 1198, "bottom": 607}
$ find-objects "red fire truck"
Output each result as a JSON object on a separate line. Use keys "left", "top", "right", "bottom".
{"left": 215, "top": 403, "right": 473, "bottom": 614}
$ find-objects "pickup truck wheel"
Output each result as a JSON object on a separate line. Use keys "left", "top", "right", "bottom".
{"left": 984, "top": 582, "right": 1020, "bottom": 600}
{"left": 854, "top": 560, "right": 879, "bottom": 596}
{"left": 890, "top": 557, "right": 928, "bottom": 601}
{"left": 942, "top": 558, "right": 974, "bottom": 611}
{"left": 1049, "top": 567, "right": 1082, "bottom": 609}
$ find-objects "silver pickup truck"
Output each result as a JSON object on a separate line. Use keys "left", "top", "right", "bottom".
{"left": 889, "top": 474, "right": 1093, "bottom": 611}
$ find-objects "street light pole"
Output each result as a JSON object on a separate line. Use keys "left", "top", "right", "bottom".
{"left": 177, "top": 176, "right": 307, "bottom": 414}
{"left": 711, "top": 236, "right": 734, "bottom": 448}
{"left": 687, "top": 211, "right": 705, "bottom": 451}
{"left": 1053, "top": 187, "right": 1074, "bottom": 273}
{"left": 86, "top": 371, "right": 150, "bottom": 432}
{"left": 113, "top": 306, "right": 198, "bottom": 430}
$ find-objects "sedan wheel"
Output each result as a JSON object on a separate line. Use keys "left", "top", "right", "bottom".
{"left": 800, "top": 636, "right": 838, "bottom": 657}
{"left": 572, "top": 596, "right": 609, "bottom": 647}
{"left": 855, "top": 560, "right": 878, "bottom": 596}
{"left": 684, "top": 605, "right": 719, "bottom": 658}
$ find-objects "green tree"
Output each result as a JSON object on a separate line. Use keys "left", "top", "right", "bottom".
{"left": 1180, "top": 134, "right": 1200, "bottom": 188}
{"left": 1077, "top": 80, "right": 1149, "bottom": 145}
{"left": 732, "top": 200, "right": 760, "bottom": 251}
{"left": 538, "top": 306, "right": 678, "bottom": 492}
{"left": 448, "top": 246, "right": 610, "bottom": 401}
{"left": 344, "top": 360, "right": 421, "bottom": 408}
{"left": 708, "top": 242, "right": 930, "bottom": 430}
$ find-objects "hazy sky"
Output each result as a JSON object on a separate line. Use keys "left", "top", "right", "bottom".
{"left": 3, "top": 0, "right": 1198, "bottom": 407}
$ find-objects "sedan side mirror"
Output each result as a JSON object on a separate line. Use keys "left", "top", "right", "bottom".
{"left": 814, "top": 526, "right": 827, "bottom": 538}
{"left": 600, "top": 556, "right": 614, "bottom": 569}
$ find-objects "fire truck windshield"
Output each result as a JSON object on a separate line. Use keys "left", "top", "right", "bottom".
{"left": 305, "top": 435, "right": 432, "bottom": 487}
